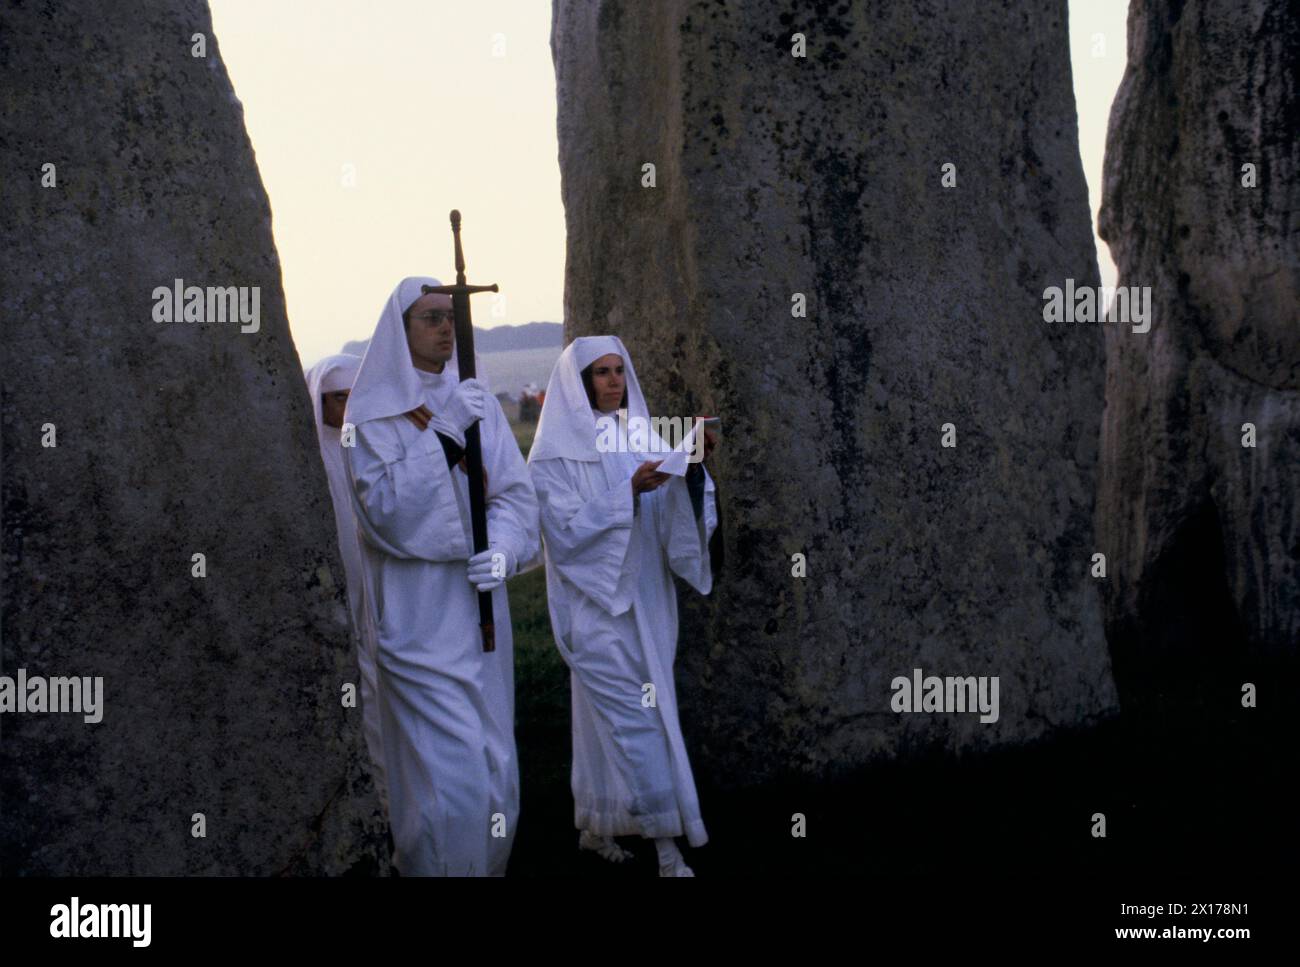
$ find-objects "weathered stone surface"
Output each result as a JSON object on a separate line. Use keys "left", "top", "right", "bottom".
{"left": 553, "top": 0, "right": 1118, "bottom": 784}
{"left": 0, "top": 2, "right": 388, "bottom": 873}
{"left": 1097, "top": 0, "right": 1298, "bottom": 689}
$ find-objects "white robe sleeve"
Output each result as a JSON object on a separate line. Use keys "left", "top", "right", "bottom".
{"left": 345, "top": 415, "right": 471, "bottom": 562}
{"left": 480, "top": 400, "right": 541, "bottom": 570}
{"left": 530, "top": 456, "right": 638, "bottom": 614}
{"left": 655, "top": 465, "right": 717, "bottom": 595}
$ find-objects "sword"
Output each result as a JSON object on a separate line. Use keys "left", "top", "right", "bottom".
{"left": 423, "top": 210, "right": 499, "bottom": 652}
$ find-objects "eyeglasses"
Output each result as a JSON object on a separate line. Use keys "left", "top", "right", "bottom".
{"left": 410, "top": 310, "right": 454, "bottom": 325}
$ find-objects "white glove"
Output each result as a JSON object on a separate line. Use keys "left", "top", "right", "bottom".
{"left": 467, "top": 543, "right": 516, "bottom": 592}
{"left": 442, "top": 378, "right": 488, "bottom": 435}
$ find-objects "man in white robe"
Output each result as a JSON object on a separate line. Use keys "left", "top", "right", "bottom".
{"left": 303, "top": 352, "right": 389, "bottom": 819}
{"left": 344, "top": 276, "right": 540, "bottom": 876}
{"left": 527, "top": 336, "right": 718, "bottom": 877}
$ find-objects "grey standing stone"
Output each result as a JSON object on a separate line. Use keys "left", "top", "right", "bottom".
{"left": 1098, "top": 0, "right": 1298, "bottom": 684}
{"left": 553, "top": 0, "right": 1118, "bottom": 784}
{"left": 0, "top": 1, "right": 388, "bottom": 873}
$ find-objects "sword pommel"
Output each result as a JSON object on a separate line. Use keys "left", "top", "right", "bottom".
{"left": 449, "top": 210, "right": 467, "bottom": 281}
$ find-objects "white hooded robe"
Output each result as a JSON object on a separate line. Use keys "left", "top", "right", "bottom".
{"left": 303, "top": 353, "right": 389, "bottom": 818}
{"left": 344, "top": 277, "right": 539, "bottom": 876}
{"left": 527, "top": 336, "right": 717, "bottom": 847}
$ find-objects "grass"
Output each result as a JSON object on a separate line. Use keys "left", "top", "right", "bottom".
{"left": 511, "top": 421, "right": 535, "bottom": 456}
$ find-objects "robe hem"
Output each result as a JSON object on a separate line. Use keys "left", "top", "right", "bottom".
{"left": 575, "top": 806, "right": 708, "bottom": 848}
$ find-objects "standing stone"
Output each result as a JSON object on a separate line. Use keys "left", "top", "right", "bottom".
{"left": 1097, "top": 0, "right": 1298, "bottom": 699}
{"left": 0, "top": 2, "right": 387, "bottom": 873}
{"left": 553, "top": 0, "right": 1118, "bottom": 784}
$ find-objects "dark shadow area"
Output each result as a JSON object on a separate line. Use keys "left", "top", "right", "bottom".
{"left": 1107, "top": 501, "right": 1257, "bottom": 721}
{"left": 506, "top": 562, "right": 1298, "bottom": 877}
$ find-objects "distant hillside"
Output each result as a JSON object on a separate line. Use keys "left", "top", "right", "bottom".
{"left": 476, "top": 321, "right": 562, "bottom": 352}
{"left": 339, "top": 321, "right": 561, "bottom": 360}
{"left": 478, "top": 346, "right": 561, "bottom": 398}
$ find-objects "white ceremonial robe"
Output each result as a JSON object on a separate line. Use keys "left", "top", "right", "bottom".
{"left": 531, "top": 430, "right": 717, "bottom": 847}
{"left": 319, "top": 422, "right": 389, "bottom": 818}
{"left": 346, "top": 367, "right": 538, "bottom": 876}
{"left": 305, "top": 354, "right": 388, "bottom": 817}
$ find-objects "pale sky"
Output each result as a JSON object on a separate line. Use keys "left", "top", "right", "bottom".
{"left": 210, "top": 0, "right": 563, "bottom": 366}
{"left": 210, "top": 0, "right": 1128, "bottom": 367}
{"left": 1068, "top": 0, "right": 1130, "bottom": 290}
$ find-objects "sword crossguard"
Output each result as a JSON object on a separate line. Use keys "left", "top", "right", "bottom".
{"left": 422, "top": 284, "right": 499, "bottom": 295}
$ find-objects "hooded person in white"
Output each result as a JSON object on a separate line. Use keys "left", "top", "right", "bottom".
{"left": 303, "top": 353, "right": 389, "bottom": 820}
{"left": 527, "top": 335, "right": 718, "bottom": 877}
{"left": 344, "top": 276, "right": 539, "bottom": 877}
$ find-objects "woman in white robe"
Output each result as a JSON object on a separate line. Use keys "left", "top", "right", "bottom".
{"left": 304, "top": 353, "right": 389, "bottom": 820}
{"left": 528, "top": 336, "right": 718, "bottom": 877}
{"left": 344, "top": 277, "right": 539, "bottom": 877}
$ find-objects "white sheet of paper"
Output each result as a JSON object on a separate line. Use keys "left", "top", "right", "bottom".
{"left": 656, "top": 420, "right": 704, "bottom": 476}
